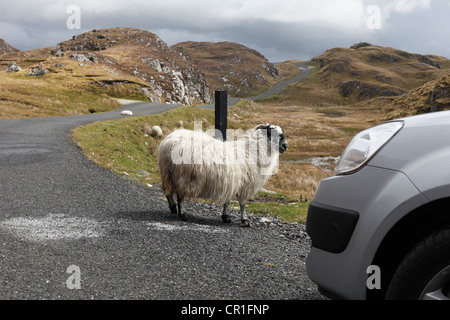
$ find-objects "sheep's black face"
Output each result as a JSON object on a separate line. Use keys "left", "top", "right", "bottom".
{"left": 260, "top": 124, "right": 288, "bottom": 154}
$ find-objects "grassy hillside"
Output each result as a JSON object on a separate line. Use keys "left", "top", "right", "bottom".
{"left": 0, "top": 56, "right": 124, "bottom": 118}
{"left": 259, "top": 43, "right": 449, "bottom": 108}
{"left": 382, "top": 73, "right": 450, "bottom": 119}
{"left": 0, "top": 28, "right": 215, "bottom": 119}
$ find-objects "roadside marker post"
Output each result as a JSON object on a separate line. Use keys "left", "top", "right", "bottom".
{"left": 215, "top": 90, "right": 227, "bottom": 142}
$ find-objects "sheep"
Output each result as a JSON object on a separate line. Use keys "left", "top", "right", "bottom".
{"left": 158, "top": 123, "right": 288, "bottom": 227}
{"left": 121, "top": 110, "right": 133, "bottom": 116}
{"left": 150, "top": 125, "right": 163, "bottom": 139}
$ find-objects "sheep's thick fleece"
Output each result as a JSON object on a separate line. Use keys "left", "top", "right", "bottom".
{"left": 158, "top": 126, "right": 280, "bottom": 206}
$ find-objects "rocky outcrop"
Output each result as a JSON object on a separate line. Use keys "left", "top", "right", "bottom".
{"left": 173, "top": 41, "right": 280, "bottom": 97}
{"left": 56, "top": 28, "right": 212, "bottom": 105}
{"left": 339, "top": 80, "right": 406, "bottom": 100}
{"left": 427, "top": 77, "right": 449, "bottom": 111}
{"left": 6, "top": 61, "right": 22, "bottom": 73}
{"left": 69, "top": 53, "right": 98, "bottom": 63}
{"left": 385, "top": 75, "right": 450, "bottom": 118}
{"left": 0, "top": 39, "right": 20, "bottom": 55}
{"left": 324, "top": 57, "right": 353, "bottom": 74}
{"left": 350, "top": 42, "right": 373, "bottom": 50}
{"left": 369, "top": 52, "right": 401, "bottom": 64}
{"left": 415, "top": 54, "right": 441, "bottom": 69}
{"left": 26, "top": 65, "right": 49, "bottom": 76}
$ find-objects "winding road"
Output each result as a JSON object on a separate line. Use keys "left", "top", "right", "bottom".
{"left": 201, "top": 61, "right": 313, "bottom": 107}
{"left": 0, "top": 64, "right": 324, "bottom": 301}
{"left": 248, "top": 62, "right": 312, "bottom": 101}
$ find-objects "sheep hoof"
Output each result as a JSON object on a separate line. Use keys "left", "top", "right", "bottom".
{"left": 169, "top": 205, "right": 177, "bottom": 215}
{"left": 222, "top": 215, "right": 232, "bottom": 223}
{"left": 241, "top": 220, "right": 251, "bottom": 228}
{"left": 179, "top": 213, "right": 189, "bottom": 221}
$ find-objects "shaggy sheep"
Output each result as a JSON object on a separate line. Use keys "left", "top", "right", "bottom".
{"left": 150, "top": 125, "right": 163, "bottom": 139}
{"left": 158, "top": 123, "right": 288, "bottom": 226}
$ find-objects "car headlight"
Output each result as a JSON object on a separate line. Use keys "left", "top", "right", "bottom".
{"left": 334, "top": 121, "right": 404, "bottom": 175}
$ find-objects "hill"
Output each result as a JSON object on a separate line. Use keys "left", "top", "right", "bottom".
{"left": 2, "top": 32, "right": 449, "bottom": 120}
{"left": 173, "top": 41, "right": 280, "bottom": 97}
{"left": 55, "top": 28, "right": 212, "bottom": 105}
{"left": 0, "top": 39, "right": 19, "bottom": 54}
{"left": 312, "top": 42, "right": 449, "bottom": 102}
{"left": 0, "top": 28, "right": 288, "bottom": 119}
{"left": 259, "top": 43, "right": 449, "bottom": 110}
{"left": 0, "top": 28, "right": 215, "bottom": 118}
{"left": 382, "top": 73, "right": 450, "bottom": 119}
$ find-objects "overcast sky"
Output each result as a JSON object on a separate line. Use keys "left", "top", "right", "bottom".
{"left": 0, "top": 0, "right": 448, "bottom": 62}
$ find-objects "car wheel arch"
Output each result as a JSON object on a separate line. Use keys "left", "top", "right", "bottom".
{"left": 367, "top": 197, "right": 450, "bottom": 299}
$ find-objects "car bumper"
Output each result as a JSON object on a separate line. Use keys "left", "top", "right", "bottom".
{"left": 306, "top": 165, "right": 428, "bottom": 300}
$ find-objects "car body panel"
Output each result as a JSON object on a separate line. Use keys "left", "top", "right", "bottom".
{"left": 305, "top": 111, "right": 450, "bottom": 299}
{"left": 307, "top": 165, "right": 429, "bottom": 299}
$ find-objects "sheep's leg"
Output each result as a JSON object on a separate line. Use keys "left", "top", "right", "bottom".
{"left": 176, "top": 195, "right": 188, "bottom": 221}
{"left": 240, "top": 202, "right": 251, "bottom": 227}
{"left": 221, "top": 203, "right": 232, "bottom": 223}
{"left": 166, "top": 195, "right": 177, "bottom": 214}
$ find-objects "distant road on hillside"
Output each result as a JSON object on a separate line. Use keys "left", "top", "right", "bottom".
{"left": 247, "top": 61, "right": 312, "bottom": 101}
{"left": 199, "top": 61, "right": 313, "bottom": 108}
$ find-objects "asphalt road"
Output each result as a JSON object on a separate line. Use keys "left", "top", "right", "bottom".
{"left": 199, "top": 61, "right": 313, "bottom": 108}
{"left": 0, "top": 73, "right": 324, "bottom": 300}
{"left": 248, "top": 62, "right": 312, "bottom": 101}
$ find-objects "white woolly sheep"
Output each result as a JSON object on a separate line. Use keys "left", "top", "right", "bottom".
{"left": 150, "top": 125, "right": 163, "bottom": 138}
{"left": 158, "top": 124, "right": 288, "bottom": 227}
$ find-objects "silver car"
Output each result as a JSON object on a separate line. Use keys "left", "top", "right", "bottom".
{"left": 306, "top": 110, "right": 450, "bottom": 300}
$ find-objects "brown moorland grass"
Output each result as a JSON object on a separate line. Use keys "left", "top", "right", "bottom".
{"left": 0, "top": 57, "right": 133, "bottom": 118}
{"left": 228, "top": 99, "right": 385, "bottom": 201}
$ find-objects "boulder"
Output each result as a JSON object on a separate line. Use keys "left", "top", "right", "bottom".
{"left": 26, "top": 66, "right": 49, "bottom": 76}
{"left": 6, "top": 61, "right": 22, "bottom": 73}
{"left": 69, "top": 53, "right": 98, "bottom": 63}
{"left": 141, "top": 58, "right": 163, "bottom": 73}
{"left": 56, "top": 50, "right": 66, "bottom": 57}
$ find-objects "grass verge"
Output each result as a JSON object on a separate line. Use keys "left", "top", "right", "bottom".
{"left": 242, "top": 192, "right": 310, "bottom": 224}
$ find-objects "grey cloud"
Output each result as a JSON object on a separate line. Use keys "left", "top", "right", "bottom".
{"left": 0, "top": 0, "right": 448, "bottom": 62}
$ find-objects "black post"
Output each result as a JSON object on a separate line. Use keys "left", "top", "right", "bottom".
{"left": 215, "top": 90, "right": 227, "bottom": 141}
